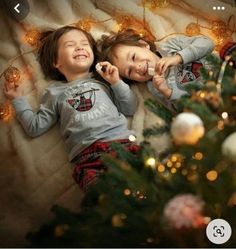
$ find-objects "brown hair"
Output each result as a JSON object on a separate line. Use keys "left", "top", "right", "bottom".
{"left": 97, "top": 29, "right": 156, "bottom": 64}
{"left": 38, "top": 26, "right": 97, "bottom": 81}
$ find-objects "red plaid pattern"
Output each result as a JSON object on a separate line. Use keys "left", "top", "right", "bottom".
{"left": 77, "top": 96, "right": 92, "bottom": 111}
{"left": 73, "top": 139, "right": 139, "bottom": 192}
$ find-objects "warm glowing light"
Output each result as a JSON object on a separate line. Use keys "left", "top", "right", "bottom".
{"left": 171, "top": 168, "right": 177, "bottom": 174}
{"left": 206, "top": 170, "right": 218, "bottom": 181}
{"left": 209, "top": 71, "right": 213, "bottom": 77}
{"left": 166, "top": 160, "right": 173, "bottom": 167}
{"left": 195, "top": 152, "right": 203, "bottom": 160}
{"left": 171, "top": 155, "right": 177, "bottom": 162}
{"left": 129, "top": 134, "right": 136, "bottom": 142}
{"left": 217, "top": 120, "right": 224, "bottom": 130}
{"left": 186, "top": 22, "right": 200, "bottom": 36}
{"left": 75, "top": 19, "right": 93, "bottom": 31}
{"left": 24, "top": 29, "right": 42, "bottom": 47}
{"left": 3, "top": 66, "right": 21, "bottom": 83}
{"left": 0, "top": 102, "right": 14, "bottom": 122}
{"left": 175, "top": 162, "right": 181, "bottom": 168}
{"left": 157, "top": 164, "right": 165, "bottom": 172}
{"left": 199, "top": 91, "right": 206, "bottom": 98}
{"left": 221, "top": 112, "right": 228, "bottom": 119}
{"left": 124, "top": 189, "right": 131, "bottom": 196}
{"left": 145, "top": 157, "right": 156, "bottom": 168}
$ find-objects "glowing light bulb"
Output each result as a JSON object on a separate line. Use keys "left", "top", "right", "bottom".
{"left": 145, "top": 157, "right": 156, "bottom": 169}
{"left": 129, "top": 134, "right": 136, "bottom": 142}
{"left": 206, "top": 170, "right": 218, "bottom": 181}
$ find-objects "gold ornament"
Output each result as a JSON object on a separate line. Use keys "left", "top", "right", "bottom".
{"left": 3, "top": 66, "right": 21, "bottom": 83}
{"left": 25, "top": 29, "right": 42, "bottom": 47}
{"left": 185, "top": 23, "right": 200, "bottom": 36}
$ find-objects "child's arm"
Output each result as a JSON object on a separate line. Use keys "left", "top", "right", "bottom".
{"left": 162, "top": 35, "right": 214, "bottom": 62}
{"left": 96, "top": 61, "right": 138, "bottom": 116}
{"left": 4, "top": 82, "right": 58, "bottom": 137}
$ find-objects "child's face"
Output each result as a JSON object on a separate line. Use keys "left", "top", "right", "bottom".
{"left": 111, "top": 43, "right": 159, "bottom": 82}
{"left": 54, "top": 29, "right": 94, "bottom": 77}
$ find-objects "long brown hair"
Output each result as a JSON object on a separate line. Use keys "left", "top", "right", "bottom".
{"left": 38, "top": 26, "right": 97, "bottom": 81}
{"left": 97, "top": 29, "right": 156, "bottom": 64}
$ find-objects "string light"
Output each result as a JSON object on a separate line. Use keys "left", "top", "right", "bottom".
{"left": 221, "top": 112, "right": 228, "bottom": 120}
{"left": 185, "top": 23, "right": 201, "bottom": 36}
{"left": 145, "top": 157, "right": 156, "bottom": 169}
{"left": 166, "top": 160, "right": 173, "bottom": 167}
{"left": 194, "top": 152, "right": 203, "bottom": 160}
{"left": 75, "top": 18, "right": 94, "bottom": 31}
{"left": 157, "top": 164, "right": 165, "bottom": 172}
{"left": 3, "top": 66, "right": 21, "bottom": 83}
{"left": 175, "top": 162, "right": 181, "bottom": 168}
{"left": 0, "top": 102, "right": 14, "bottom": 122}
{"left": 24, "top": 28, "right": 42, "bottom": 47}
{"left": 129, "top": 134, "right": 136, "bottom": 142}
{"left": 206, "top": 170, "right": 218, "bottom": 181}
{"left": 124, "top": 188, "right": 131, "bottom": 196}
{"left": 217, "top": 120, "right": 224, "bottom": 130}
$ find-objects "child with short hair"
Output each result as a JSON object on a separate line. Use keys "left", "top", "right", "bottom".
{"left": 97, "top": 29, "right": 215, "bottom": 112}
{"left": 3, "top": 26, "right": 138, "bottom": 192}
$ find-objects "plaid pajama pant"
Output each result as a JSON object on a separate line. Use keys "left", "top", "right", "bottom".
{"left": 72, "top": 139, "right": 139, "bottom": 192}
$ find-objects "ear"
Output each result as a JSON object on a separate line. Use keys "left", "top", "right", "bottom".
{"left": 138, "top": 39, "right": 150, "bottom": 49}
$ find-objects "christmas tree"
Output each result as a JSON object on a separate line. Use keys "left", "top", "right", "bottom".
{"left": 27, "top": 44, "right": 236, "bottom": 248}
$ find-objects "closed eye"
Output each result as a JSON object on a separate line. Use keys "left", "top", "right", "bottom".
{"left": 65, "top": 41, "right": 75, "bottom": 47}
{"left": 132, "top": 53, "right": 135, "bottom": 61}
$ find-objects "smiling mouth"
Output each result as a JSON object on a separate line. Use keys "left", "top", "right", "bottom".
{"left": 141, "top": 62, "right": 148, "bottom": 75}
{"left": 73, "top": 54, "right": 88, "bottom": 59}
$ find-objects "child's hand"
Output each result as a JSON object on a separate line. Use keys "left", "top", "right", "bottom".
{"left": 96, "top": 61, "right": 120, "bottom": 85}
{"left": 152, "top": 74, "right": 172, "bottom": 98}
{"left": 3, "top": 81, "right": 24, "bottom": 100}
{"left": 156, "top": 54, "right": 182, "bottom": 75}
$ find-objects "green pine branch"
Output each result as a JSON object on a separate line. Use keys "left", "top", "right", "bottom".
{"left": 144, "top": 98, "right": 174, "bottom": 124}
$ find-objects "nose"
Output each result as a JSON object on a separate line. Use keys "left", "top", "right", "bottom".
{"left": 75, "top": 46, "right": 84, "bottom": 51}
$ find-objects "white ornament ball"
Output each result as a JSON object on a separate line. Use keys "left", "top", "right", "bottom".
{"left": 171, "top": 112, "right": 205, "bottom": 145}
{"left": 222, "top": 132, "right": 236, "bottom": 162}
